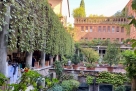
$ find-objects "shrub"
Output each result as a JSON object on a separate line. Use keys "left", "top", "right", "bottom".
{"left": 71, "top": 54, "right": 80, "bottom": 65}
{"left": 115, "top": 86, "right": 126, "bottom": 91}
{"left": 61, "top": 80, "right": 80, "bottom": 91}
{"left": 54, "top": 61, "right": 64, "bottom": 79}
{"left": 0, "top": 73, "right": 7, "bottom": 86}
{"left": 86, "top": 76, "right": 94, "bottom": 84}
{"left": 47, "top": 84, "right": 63, "bottom": 91}
{"left": 85, "top": 62, "right": 95, "bottom": 68}
{"left": 61, "top": 73, "right": 74, "bottom": 80}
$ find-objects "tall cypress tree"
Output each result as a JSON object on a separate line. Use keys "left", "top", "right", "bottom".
{"left": 80, "top": 0, "right": 85, "bottom": 8}
{"left": 72, "top": 0, "right": 86, "bottom": 17}
{"left": 80, "top": 0, "right": 86, "bottom": 17}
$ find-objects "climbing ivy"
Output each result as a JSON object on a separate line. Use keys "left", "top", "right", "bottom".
{"left": 86, "top": 72, "right": 130, "bottom": 89}
{"left": 129, "top": 0, "right": 136, "bottom": 54}
{"left": 43, "top": 0, "right": 74, "bottom": 57}
{"left": 0, "top": 0, "right": 74, "bottom": 56}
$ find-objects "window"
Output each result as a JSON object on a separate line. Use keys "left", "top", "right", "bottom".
{"left": 85, "top": 26, "right": 88, "bottom": 32}
{"left": 99, "top": 85, "right": 113, "bottom": 91}
{"left": 121, "top": 38, "right": 124, "bottom": 42}
{"left": 103, "top": 26, "right": 106, "bottom": 32}
{"left": 81, "top": 26, "right": 84, "bottom": 31}
{"left": 107, "top": 38, "right": 110, "bottom": 41}
{"left": 98, "top": 26, "right": 101, "bottom": 32}
{"left": 107, "top": 26, "right": 110, "bottom": 32}
{"left": 116, "top": 38, "right": 119, "bottom": 41}
{"left": 85, "top": 37, "right": 88, "bottom": 40}
{"left": 81, "top": 37, "right": 84, "bottom": 40}
{"left": 106, "top": 19, "right": 110, "bottom": 21}
{"left": 112, "top": 26, "right": 115, "bottom": 32}
{"left": 90, "top": 26, "right": 93, "bottom": 32}
{"left": 116, "top": 26, "right": 119, "bottom": 32}
{"left": 121, "top": 27, "right": 124, "bottom": 32}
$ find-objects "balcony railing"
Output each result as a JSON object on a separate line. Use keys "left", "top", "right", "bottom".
{"left": 74, "top": 17, "right": 130, "bottom": 25}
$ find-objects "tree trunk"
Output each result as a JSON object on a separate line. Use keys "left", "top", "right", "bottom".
{"left": 41, "top": 51, "right": 45, "bottom": 67}
{"left": 77, "top": 49, "right": 79, "bottom": 57}
{"left": 83, "top": 55, "right": 85, "bottom": 62}
{"left": 131, "top": 78, "right": 136, "bottom": 91}
{"left": 0, "top": 6, "right": 10, "bottom": 76}
{"left": 26, "top": 52, "right": 33, "bottom": 68}
{"left": 55, "top": 55, "right": 59, "bottom": 61}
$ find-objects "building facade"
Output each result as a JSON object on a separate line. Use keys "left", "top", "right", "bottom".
{"left": 74, "top": 17, "right": 132, "bottom": 59}
{"left": 48, "top": 0, "right": 70, "bottom": 27}
{"left": 124, "top": 0, "right": 136, "bottom": 39}
{"left": 74, "top": 17, "right": 130, "bottom": 42}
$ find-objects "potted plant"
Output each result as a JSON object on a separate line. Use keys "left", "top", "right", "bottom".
{"left": 71, "top": 54, "right": 80, "bottom": 70}
{"left": 79, "top": 67, "right": 85, "bottom": 70}
{"left": 54, "top": 61, "right": 63, "bottom": 79}
{"left": 107, "top": 66, "right": 114, "bottom": 72}
{"left": 103, "top": 42, "right": 121, "bottom": 72}
{"left": 85, "top": 62, "right": 95, "bottom": 70}
{"left": 61, "top": 56, "right": 69, "bottom": 69}
{"left": 34, "top": 61, "right": 39, "bottom": 68}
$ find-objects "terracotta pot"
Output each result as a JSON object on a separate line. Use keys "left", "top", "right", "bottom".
{"left": 39, "top": 65, "right": 41, "bottom": 68}
{"left": 45, "top": 61, "right": 49, "bottom": 66}
{"left": 107, "top": 67, "right": 113, "bottom": 72}
{"left": 79, "top": 67, "right": 85, "bottom": 70}
{"left": 64, "top": 65, "right": 72, "bottom": 69}
{"left": 34, "top": 62, "right": 39, "bottom": 68}
{"left": 63, "top": 65, "right": 67, "bottom": 69}
{"left": 87, "top": 67, "right": 95, "bottom": 70}
{"left": 73, "top": 65, "right": 78, "bottom": 70}
{"left": 118, "top": 64, "right": 124, "bottom": 68}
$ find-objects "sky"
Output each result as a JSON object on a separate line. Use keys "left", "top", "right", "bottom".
{"left": 68, "top": 0, "right": 130, "bottom": 24}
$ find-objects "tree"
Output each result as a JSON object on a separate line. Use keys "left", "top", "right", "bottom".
{"left": 80, "top": 0, "right": 85, "bottom": 8}
{"left": 129, "top": 0, "right": 136, "bottom": 54}
{"left": 132, "top": 0, "right": 136, "bottom": 10}
{"left": 103, "top": 42, "right": 120, "bottom": 66}
{"left": 80, "top": 0, "right": 86, "bottom": 16}
{"left": 73, "top": 7, "right": 86, "bottom": 18}
{"left": 122, "top": 50, "right": 136, "bottom": 91}
{"left": 72, "top": 0, "right": 86, "bottom": 18}
{"left": 0, "top": 0, "right": 74, "bottom": 75}
{"left": 80, "top": 48, "right": 99, "bottom": 63}
{"left": 113, "top": 11, "right": 122, "bottom": 16}
{"left": 0, "top": 1, "right": 11, "bottom": 76}
{"left": 113, "top": 11, "right": 125, "bottom": 17}
{"left": 66, "top": 23, "right": 76, "bottom": 38}
{"left": 89, "top": 14, "right": 104, "bottom": 17}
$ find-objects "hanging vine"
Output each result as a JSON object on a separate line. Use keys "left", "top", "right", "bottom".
{"left": 0, "top": 0, "right": 74, "bottom": 57}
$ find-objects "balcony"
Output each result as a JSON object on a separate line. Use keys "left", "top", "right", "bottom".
{"left": 74, "top": 17, "right": 130, "bottom": 25}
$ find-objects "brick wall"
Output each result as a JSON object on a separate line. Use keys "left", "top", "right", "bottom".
{"left": 74, "top": 17, "right": 129, "bottom": 42}
{"left": 125, "top": 0, "right": 136, "bottom": 39}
